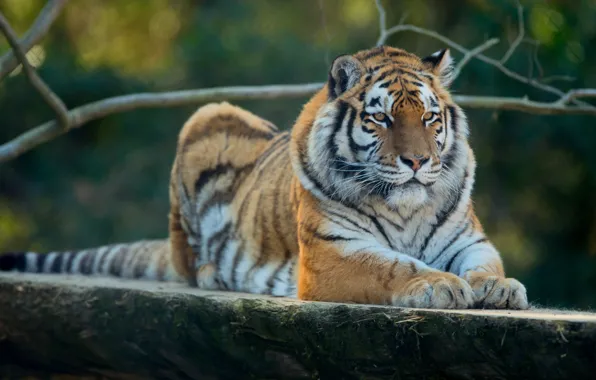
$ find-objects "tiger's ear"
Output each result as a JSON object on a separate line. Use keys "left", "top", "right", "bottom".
{"left": 422, "top": 48, "right": 455, "bottom": 88}
{"left": 328, "top": 55, "right": 364, "bottom": 100}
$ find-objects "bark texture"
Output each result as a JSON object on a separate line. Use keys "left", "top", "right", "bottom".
{"left": 1, "top": 273, "right": 595, "bottom": 380}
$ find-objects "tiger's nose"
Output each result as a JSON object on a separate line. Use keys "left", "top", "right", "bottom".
{"left": 399, "top": 155, "right": 430, "bottom": 172}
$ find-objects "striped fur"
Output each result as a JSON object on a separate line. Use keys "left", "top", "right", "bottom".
{"left": 0, "top": 240, "right": 179, "bottom": 281}
{"left": 0, "top": 46, "right": 528, "bottom": 309}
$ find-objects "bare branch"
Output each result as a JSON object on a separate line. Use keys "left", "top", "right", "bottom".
{"left": 556, "top": 89, "right": 596, "bottom": 105}
{"left": 452, "top": 38, "right": 500, "bottom": 81}
{"left": 0, "top": 12, "right": 69, "bottom": 128}
{"left": 0, "top": 0, "right": 68, "bottom": 80}
{"left": 500, "top": 0, "right": 524, "bottom": 64}
{"left": 540, "top": 75, "right": 576, "bottom": 84}
{"left": 378, "top": 24, "right": 592, "bottom": 107}
{"left": 3, "top": 84, "right": 596, "bottom": 163}
{"left": 0, "top": 83, "right": 323, "bottom": 163}
{"left": 375, "top": 0, "right": 388, "bottom": 46}
{"left": 455, "top": 95, "right": 596, "bottom": 115}
{"left": 1, "top": 0, "right": 596, "bottom": 164}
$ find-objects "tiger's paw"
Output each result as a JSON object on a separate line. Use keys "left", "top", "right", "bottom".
{"left": 393, "top": 271, "right": 475, "bottom": 309}
{"left": 196, "top": 263, "right": 219, "bottom": 290}
{"left": 464, "top": 272, "right": 529, "bottom": 310}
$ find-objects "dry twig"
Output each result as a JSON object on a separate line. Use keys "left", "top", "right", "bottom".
{"left": 0, "top": 12, "right": 69, "bottom": 127}
{"left": 0, "top": 0, "right": 68, "bottom": 80}
{"left": 500, "top": 0, "right": 524, "bottom": 65}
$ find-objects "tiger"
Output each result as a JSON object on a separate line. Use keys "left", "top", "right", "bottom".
{"left": 0, "top": 45, "right": 528, "bottom": 309}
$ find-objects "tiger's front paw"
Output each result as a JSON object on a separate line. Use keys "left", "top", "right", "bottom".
{"left": 196, "top": 263, "right": 218, "bottom": 290}
{"left": 465, "top": 272, "right": 529, "bottom": 310}
{"left": 393, "top": 271, "right": 475, "bottom": 309}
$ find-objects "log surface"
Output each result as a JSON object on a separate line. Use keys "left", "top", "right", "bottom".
{"left": 1, "top": 273, "right": 595, "bottom": 380}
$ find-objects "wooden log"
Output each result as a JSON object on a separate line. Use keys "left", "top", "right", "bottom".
{"left": 1, "top": 273, "right": 595, "bottom": 379}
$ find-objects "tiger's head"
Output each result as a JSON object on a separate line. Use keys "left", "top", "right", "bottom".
{"left": 291, "top": 46, "right": 473, "bottom": 208}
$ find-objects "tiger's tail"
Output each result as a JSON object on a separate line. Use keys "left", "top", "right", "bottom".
{"left": 0, "top": 239, "right": 183, "bottom": 282}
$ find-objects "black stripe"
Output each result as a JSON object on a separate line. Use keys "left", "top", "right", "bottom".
{"left": 441, "top": 106, "right": 462, "bottom": 167}
{"left": 347, "top": 107, "right": 377, "bottom": 153}
{"left": 361, "top": 125, "right": 375, "bottom": 134}
{"left": 36, "top": 253, "right": 47, "bottom": 273}
{"left": 369, "top": 97, "right": 381, "bottom": 107}
{"left": 322, "top": 209, "right": 372, "bottom": 235}
{"left": 300, "top": 222, "right": 356, "bottom": 243}
{"left": 386, "top": 50, "right": 414, "bottom": 58}
{"left": 428, "top": 221, "right": 470, "bottom": 267}
{"left": 50, "top": 254, "right": 63, "bottom": 273}
{"left": 421, "top": 167, "right": 470, "bottom": 253}
{"left": 65, "top": 251, "right": 77, "bottom": 273}
{"left": 254, "top": 132, "right": 290, "bottom": 167}
{"left": 244, "top": 195, "right": 268, "bottom": 284}
{"left": 356, "top": 209, "right": 393, "bottom": 248}
{"left": 448, "top": 105, "right": 458, "bottom": 136}
{"left": 79, "top": 251, "right": 95, "bottom": 274}
{"left": 442, "top": 108, "right": 448, "bottom": 153}
{"left": 327, "top": 101, "right": 349, "bottom": 158}
{"left": 377, "top": 214, "right": 404, "bottom": 232}
{"left": 109, "top": 248, "right": 126, "bottom": 277}
{"left": 230, "top": 242, "right": 245, "bottom": 290}
{"left": 286, "top": 261, "right": 295, "bottom": 294}
{"left": 183, "top": 114, "right": 275, "bottom": 149}
{"left": 212, "top": 223, "right": 232, "bottom": 268}
{"left": 235, "top": 135, "right": 290, "bottom": 230}
{"left": 194, "top": 164, "right": 234, "bottom": 195}
{"left": 360, "top": 46, "right": 386, "bottom": 60}
{"left": 133, "top": 246, "right": 149, "bottom": 279}
{"left": 266, "top": 257, "right": 290, "bottom": 295}
{"left": 295, "top": 104, "right": 347, "bottom": 201}
{"left": 313, "top": 232, "right": 355, "bottom": 242}
{"left": 0, "top": 252, "right": 26, "bottom": 271}
{"left": 214, "top": 237, "right": 231, "bottom": 290}
{"left": 265, "top": 176, "right": 296, "bottom": 294}
{"left": 445, "top": 238, "right": 488, "bottom": 273}
{"left": 208, "top": 222, "right": 232, "bottom": 262}
{"left": 328, "top": 74, "right": 337, "bottom": 99}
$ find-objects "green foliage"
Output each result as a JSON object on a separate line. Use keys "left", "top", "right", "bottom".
{"left": 1, "top": 0, "right": 596, "bottom": 308}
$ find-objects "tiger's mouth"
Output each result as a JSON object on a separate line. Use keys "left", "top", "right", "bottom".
{"left": 404, "top": 177, "right": 435, "bottom": 187}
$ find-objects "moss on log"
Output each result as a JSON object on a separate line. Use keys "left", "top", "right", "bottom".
{"left": 1, "top": 273, "right": 596, "bottom": 380}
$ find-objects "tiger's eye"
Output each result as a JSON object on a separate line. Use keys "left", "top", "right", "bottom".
{"left": 373, "top": 112, "right": 386, "bottom": 121}
{"left": 422, "top": 112, "right": 434, "bottom": 121}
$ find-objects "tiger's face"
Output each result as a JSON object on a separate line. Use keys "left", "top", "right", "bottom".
{"left": 301, "top": 46, "right": 469, "bottom": 207}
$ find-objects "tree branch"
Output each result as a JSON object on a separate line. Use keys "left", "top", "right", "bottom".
{"left": 374, "top": 1, "right": 593, "bottom": 108}
{"left": 0, "top": 0, "right": 68, "bottom": 81}
{"left": 1, "top": 0, "right": 596, "bottom": 164}
{"left": 0, "top": 12, "right": 69, "bottom": 128}
{"left": 3, "top": 84, "right": 596, "bottom": 163}
{"left": 500, "top": 0, "right": 524, "bottom": 65}
{"left": 0, "top": 83, "right": 323, "bottom": 163}
{"left": 556, "top": 89, "right": 596, "bottom": 105}
{"left": 452, "top": 38, "right": 500, "bottom": 81}
{"left": 375, "top": 0, "right": 388, "bottom": 46}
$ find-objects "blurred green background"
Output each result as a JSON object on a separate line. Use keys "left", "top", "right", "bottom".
{"left": 1, "top": 0, "right": 595, "bottom": 309}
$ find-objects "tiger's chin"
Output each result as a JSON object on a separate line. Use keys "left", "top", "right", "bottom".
{"left": 386, "top": 181, "right": 430, "bottom": 210}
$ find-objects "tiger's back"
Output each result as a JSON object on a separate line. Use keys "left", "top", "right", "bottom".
{"left": 169, "top": 102, "right": 300, "bottom": 296}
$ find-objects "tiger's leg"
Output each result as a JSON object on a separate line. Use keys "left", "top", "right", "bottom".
{"left": 444, "top": 240, "right": 529, "bottom": 309}
{"left": 298, "top": 238, "right": 475, "bottom": 308}
{"left": 168, "top": 165, "right": 218, "bottom": 289}
{"left": 296, "top": 203, "right": 475, "bottom": 308}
